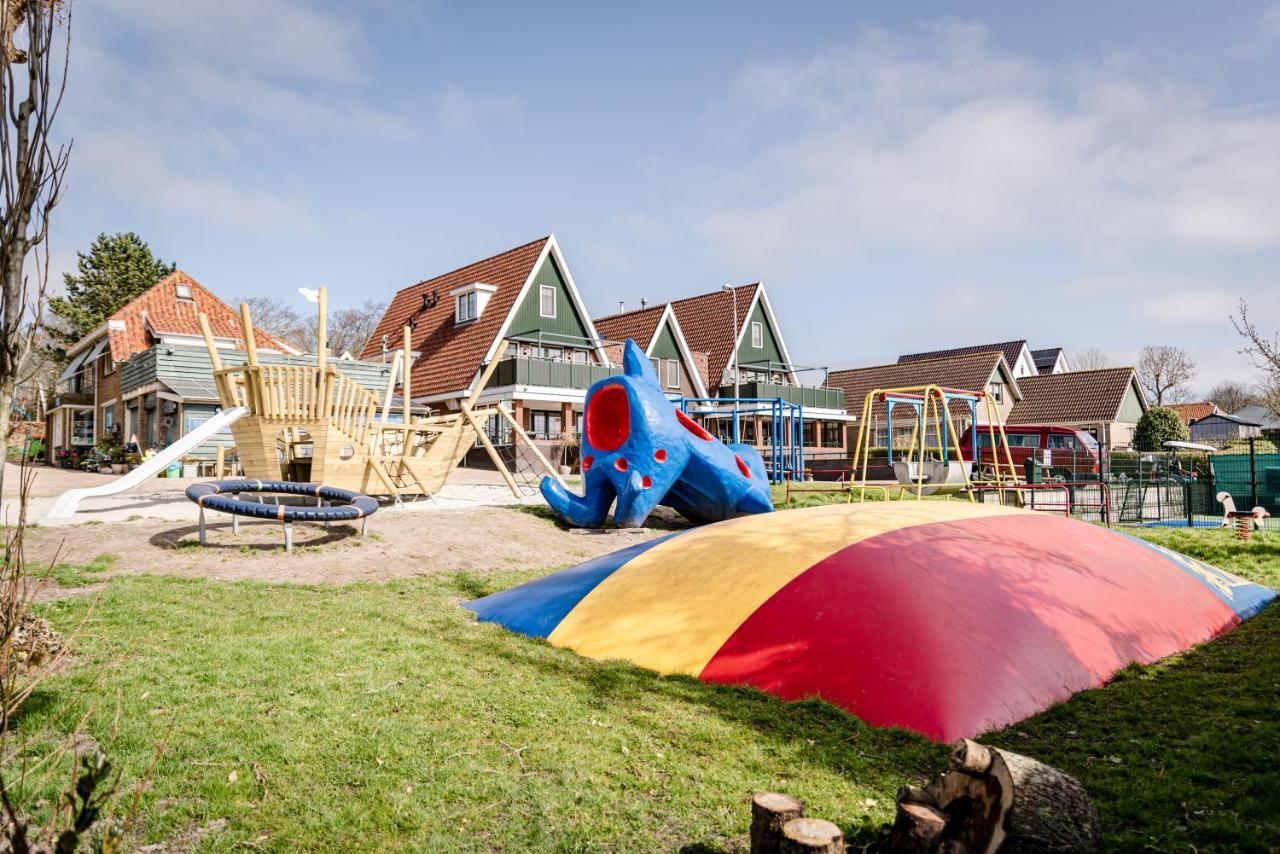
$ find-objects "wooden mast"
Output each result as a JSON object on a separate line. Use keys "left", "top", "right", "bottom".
{"left": 237, "top": 302, "right": 259, "bottom": 412}
{"left": 400, "top": 326, "right": 413, "bottom": 460}
{"left": 239, "top": 302, "right": 259, "bottom": 366}
{"left": 316, "top": 286, "right": 329, "bottom": 419}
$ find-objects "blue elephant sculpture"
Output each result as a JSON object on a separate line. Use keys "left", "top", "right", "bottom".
{"left": 540, "top": 340, "right": 774, "bottom": 527}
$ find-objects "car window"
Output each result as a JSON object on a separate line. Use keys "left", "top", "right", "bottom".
{"left": 1048, "top": 435, "right": 1081, "bottom": 451}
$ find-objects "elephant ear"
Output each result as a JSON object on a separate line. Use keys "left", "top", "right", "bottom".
{"left": 622, "top": 339, "right": 660, "bottom": 388}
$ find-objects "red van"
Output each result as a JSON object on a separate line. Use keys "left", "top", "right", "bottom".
{"left": 957, "top": 424, "right": 1101, "bottom": 479}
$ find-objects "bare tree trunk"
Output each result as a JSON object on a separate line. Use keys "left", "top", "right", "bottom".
{"left": 0, "top": 0, "right": 72, "bottom": 498}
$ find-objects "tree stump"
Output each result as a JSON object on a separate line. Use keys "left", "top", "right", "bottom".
{"left": 889, "top": 739, "right": 1101, "bottom": 853}
{"left": 750, "top": 792, "right": 805, "bottom": 854}
{"left": 779, "top": 817, "right": 843, "bottom": 853}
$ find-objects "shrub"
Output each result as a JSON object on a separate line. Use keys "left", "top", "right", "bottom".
{"left": 1133, "top": 407, "right": 1189, "bottom": 451}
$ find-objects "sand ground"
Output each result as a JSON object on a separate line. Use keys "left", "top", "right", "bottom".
{"left": 6, "top": 462, "right": 683, "bottom": 592}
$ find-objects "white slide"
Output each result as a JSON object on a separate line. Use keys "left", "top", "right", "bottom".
{"left": 44, "top": 405, "right": 249, "bottom": 520}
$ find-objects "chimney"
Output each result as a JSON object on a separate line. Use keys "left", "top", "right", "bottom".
{"left": 618, "top": 300, "right": 625, "bottom": 314}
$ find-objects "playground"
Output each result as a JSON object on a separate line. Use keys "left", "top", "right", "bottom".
{"left": 13, "top": 351, "right": 1279, "bottom": 850}
{"left": 21, "top": 513, "right": 1280, "bottom": 850}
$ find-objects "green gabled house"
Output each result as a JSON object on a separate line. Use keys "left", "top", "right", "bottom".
{"left": 361, "top": 235, "right": 616, "bottom": 464}
{"left": 593, "top": 302, "right": 709, "bottom": 399}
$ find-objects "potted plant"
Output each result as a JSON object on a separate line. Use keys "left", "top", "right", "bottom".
{"left": 556, "top": 428, "right": 579, "bottom": 475}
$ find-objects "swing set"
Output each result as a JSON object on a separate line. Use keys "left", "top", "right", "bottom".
{"left": 849, "top": 384, "right": 1021, "bottom": 500}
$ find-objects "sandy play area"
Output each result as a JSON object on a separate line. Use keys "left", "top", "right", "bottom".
{"left": 25, "top": 502, "right": 685, "bottom": 593}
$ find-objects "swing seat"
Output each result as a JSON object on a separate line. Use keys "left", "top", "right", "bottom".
{"left": 892, "top": 460, "right": 973, "bottom": 496}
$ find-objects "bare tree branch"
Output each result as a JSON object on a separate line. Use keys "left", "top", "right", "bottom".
{"left": 0, "top": 0, "right": 70, "bottom": 495}
{"left": 1136, "top": 344, "right": 1197, "bottom": 405}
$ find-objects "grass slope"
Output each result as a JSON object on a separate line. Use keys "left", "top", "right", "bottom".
{"left": 19, "top": 528, "right": 1280, "bottom": 851}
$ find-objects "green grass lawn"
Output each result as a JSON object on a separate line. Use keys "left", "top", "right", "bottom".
{"left": 19, "top": 526, "right": 1280, "bottom": 851}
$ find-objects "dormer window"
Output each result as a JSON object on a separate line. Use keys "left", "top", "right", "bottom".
{"left": 450, "top": 282, "right": 497, "bottom": 326}
{"left": 457, "top": 291, "right": 477, "bottom": 323}
{"left": 175, "top": 282, "right": 194, "bottom": 301}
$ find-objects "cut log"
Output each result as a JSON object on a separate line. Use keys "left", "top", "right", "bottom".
{"left": 890, "top": 790, "right": 947, "bottom": 854}
{"left": 889, "top": 739, "right": 1101, "bottom": 854}
{"left": 750, "top": 792, "right": 805, "bottom": 854}
{"left": 779, "top": 817, "right": 843, "bottom": 853}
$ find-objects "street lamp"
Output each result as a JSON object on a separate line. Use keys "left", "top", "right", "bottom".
{"left": 722, "top": 284, "right": 740, "bottom": 443}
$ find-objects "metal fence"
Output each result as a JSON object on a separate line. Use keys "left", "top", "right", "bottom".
{"left": 988, "top": 442, "right": 1279, "bottom": 531}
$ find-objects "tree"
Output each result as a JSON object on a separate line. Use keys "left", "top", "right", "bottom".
{"left": 1205, "top": 380, "right": 1256, "bottom": 415}
{"left": 47, "top": 232, "right": 174, "bottom": 346}
{"left": 237, "top": 295, "right": 307, "bottom": 350}
{"left": 1232, "top": 298, "right": 1280, "bottom": 415}
{"left": 1071, "top": 347, "right": 1110, "bottom": 371}
{"left": 237, "top": 295, "right": 384, "bottom": 356}
{"left": 0, "top": 0, "right": 71, "bottom": 492}
{"left": 1137, "top": 345, "right": 1197, "bottom": 405}
{"left": 1133, "top": 406, "right": 1189, "bottom": 451}
{"left": 328, "top": 299, "right": 385, "bottom": 357}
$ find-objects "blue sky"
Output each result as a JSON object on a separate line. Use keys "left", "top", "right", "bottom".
{"left": 52, "top": 1, "right": 1280, "bottom": 392}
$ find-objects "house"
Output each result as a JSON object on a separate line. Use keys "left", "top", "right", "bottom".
{"left": 1168, "top": 402, "right": 1218, "bottom": 426}
{"left": 48, "top": 271, "right": 394, "bottom": 464}
{"left": 1031, "top": 347, "right": 1071, "bottom": 375}
{"left": 1007, "top": 367, "right": 1147, "bottom": 449}
{"left": 900, "top": 340, "right": 1042, "bottom": 379}
{"left": 1232, "top": 403, "right": 1280, "bottom": 436}
{"left": 666, "top": 283, "right": 853, "bottom": 463}
{"left": 828, "top": 351, "right": 1020, "bottom": 449}
{"left": 362, "top": 235, "right": 614, "bottom": 465}
{"left": 593, "top": 303, "right": 710, "bottom": 399}
{"left": 1189, "top": 411, "right": 1262, "bottom": 444}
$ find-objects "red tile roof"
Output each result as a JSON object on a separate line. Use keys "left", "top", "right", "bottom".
{"left": 900, "top": 340, "right": 1029, "bottom": 373}
{"left": 594, "top": 304, "right": 667, "bottom": 364}
{"left": 1008, "top": 368, "right": 1145, "bottom": 425}
{"left": 668, "top": 284, "right": 759, "bottom": 391}
{"left": 595, "top": 304, "right": 714, "bottom": 393}
{"left": 361, "top": 237, "right": 550, "bottom": 398}
{"left": 95, "top": 270, "right": 294, "bottom": 363}
{"left": 1168, "top": 402, "right": 1218, "bottom": 424}
{"left": 829, "top": 352, "right": 1014, "bottom": 421}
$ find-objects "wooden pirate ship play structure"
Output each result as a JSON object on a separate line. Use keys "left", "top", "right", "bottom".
{"left": 197, "top": 288, "right": 562, "bottom": 499}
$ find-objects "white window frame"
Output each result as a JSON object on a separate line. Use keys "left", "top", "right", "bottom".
{"left": 988, "top": 381, "right": 1004, "bottom": 404}
{"left": 751, "top": 321, "right": 763, "bottom": 349}
{"left": 175, "top": 282, "right": 194, "bottom": 301}
{"left": 456, "top": 291, "right": 477, "bottom": 324}
{"left": 539, "top": 284, "right": 557, "bottom": 319}
{"left": 666, "top": 359, "right": 680, "bottom": 389}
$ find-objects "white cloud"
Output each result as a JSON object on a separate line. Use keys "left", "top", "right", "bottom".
{"left": 436, "top": 86, "right": 523, "bottom": 131}
{"left": 701, "top": 20, "right": 1280, "bottom": 263}
{"left": 1263, "top": 4, "right": 1280, "bottom": 40}
{"left": 99, "top": 0, "right": 370, "bottom": 84}
{"left": 177, "top": 63, "right": 414, "bottom": 140}
{"left": 75, "top": 132, "right": 312, "bottom": 233}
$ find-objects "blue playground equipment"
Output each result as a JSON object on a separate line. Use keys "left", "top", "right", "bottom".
{"left": 186, "top": 479, "right": 379, "bottom": 552}
{"left": 540, "top": 341, "right": 773, "bottom": 528}
{"left": 881, "top": 388, "right": 981, "bottom": 465}
{"left": 673, "top": 396, "right": 803, "bottom": 485}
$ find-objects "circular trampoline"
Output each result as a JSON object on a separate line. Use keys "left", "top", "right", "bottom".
{"left": 185, "top": 479, "right": 379, "bottom": 552}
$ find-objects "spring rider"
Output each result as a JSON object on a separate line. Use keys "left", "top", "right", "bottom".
{"left": 540, "top": 340, "right": 773, "bottom": 527}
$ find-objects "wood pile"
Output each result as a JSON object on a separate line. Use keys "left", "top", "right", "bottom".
{"left": 749, "top": 739, "right": 1100, "bottom": 854}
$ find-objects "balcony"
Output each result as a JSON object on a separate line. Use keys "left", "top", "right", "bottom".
{"left": 717, "top": 381, "right": 845, "bottom": 411}
{"left": 51, "top": 391, "right": 94, "bottom": 409}
{"left": 492, "top": 357, "right": 620, "bottom": 391}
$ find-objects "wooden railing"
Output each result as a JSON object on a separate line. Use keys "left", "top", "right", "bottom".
{"left": 213, "top": 364, "right": 383, "bottom": 447}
